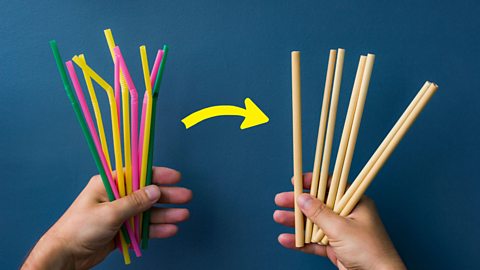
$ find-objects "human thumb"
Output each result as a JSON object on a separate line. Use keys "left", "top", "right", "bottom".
{"left": 109, "top": 185, "right": 161, "bottom": 223}
{"left": 297, "top": 193, "right": 346, "bottom": 237}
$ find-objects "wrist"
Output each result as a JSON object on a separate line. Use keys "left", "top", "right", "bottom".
{"left": 22, "top": 232, "right": 75, "bottom": 270}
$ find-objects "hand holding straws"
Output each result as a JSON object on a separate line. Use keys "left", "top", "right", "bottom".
{"left": 50, "top": 29, "right": 169, "bottom": 264}
{"left": 291, "top": 49, "right": 438, "bottom": 247}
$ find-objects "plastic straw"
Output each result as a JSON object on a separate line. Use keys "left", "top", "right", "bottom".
{"left": 113, "top": 47, "right": 140, "bottom": 202}
{"left": 72, "top": 55, "right": 142, "bottom": 257}
{"left": 65, "top": 60, "right": 131, "bottom": 264}
{"left": 139, "top": 49, "right": 163, "bottom": 172}
{"left": 77, "top": 54, "right": 113, "bottom": 172}
{"left": 49, "top": 41, "right": 133, "bottom": 256}
{"left": 141, "top": 44, "right": 169, "bottom": 249}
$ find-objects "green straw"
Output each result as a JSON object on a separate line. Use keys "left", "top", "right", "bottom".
{"left": 49, "top": 40, "right": 130, "bottom": 244}
{"left": 141, "top": 44, "right": 169, "bottom": 249}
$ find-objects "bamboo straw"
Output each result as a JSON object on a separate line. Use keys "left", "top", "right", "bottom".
{"left": 311, "top": 48, "right": 345, "bottom": 240}
{"left": 313, "top": 81, "right": 433, "bottom": 242}
{"left": 291, "top": 51, "right": 304, "bottom": 247}
{"left": 324, "top": 55, "right": 367, "bottom": 211}
{"left": 333, "top": 54, "right": 374, "bottom": 206}
{"left": 341, "top": 82, "right": 438, "bottom": 215}
{"left": 304, "top": 49, "right": 336, "bottom": 243}
{"left": 320, "top": 82, "right": 438, "bottom": 244}
{"left": 316, "top": 54, "right": 374, "bottom": 244}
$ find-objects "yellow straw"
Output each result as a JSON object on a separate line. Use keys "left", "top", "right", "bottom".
{"left": 103, "top": 29, "right": 133, "bottom": 196}
{"left": 72, "top": 56, "right": 126, "bottom": 198}
{"left": 139, "top": 46, "right": 152, "bottom": 189}
{"left": 78, "top": 54, "right": 113, "bottom": 172}
{"left": 119, "top": 234, "right": 131, "bottom": 264}
{"left": 74, "top": 54, "right": 130, "bottom": 264}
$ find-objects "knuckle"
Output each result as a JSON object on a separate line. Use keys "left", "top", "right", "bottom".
{"left": 129, "top": 192, "right": 146, "bottom": 209}
{"left": 310, "top": 202, "right": 326, "bottom": 222}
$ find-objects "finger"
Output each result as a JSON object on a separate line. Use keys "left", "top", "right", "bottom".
{"left": 149, "top": 224, "right": 178, "bottom": 238}
{"left": 273, "top": 210, "right": 295, "bottom": 227}
{"left": 150, "top": 208, "right": 190, "bottom": 224}
{"left": 297, "top": 194, "right": 347, "bottom": 238}
{"left": 109, "top": 185, "right": 161, "bottom": 223}
{"left": 274, "top": 192, "right": 294, "bottom": 208}
{"left": 152, "top": 167, "right": 182, "bottom": 185}
{"left": 290, "top": 172, "right": 313, "bottom": 189}
{"left": 157, "top": 187, "right": 192, "bottom": 204}
{"left": 278, "top": 233, "right": 328, "bottom": 257}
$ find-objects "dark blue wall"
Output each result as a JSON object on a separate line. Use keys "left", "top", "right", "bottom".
{"left": 1, "top": 1, "right": 479, "bottom": 269}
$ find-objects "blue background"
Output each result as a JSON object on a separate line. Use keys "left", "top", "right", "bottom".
{"left": 1, "top": 0, "right": 479, "bottom": 269}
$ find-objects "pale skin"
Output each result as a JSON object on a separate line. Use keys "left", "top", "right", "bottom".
{"left": 22, "top": 167, "right": 192, "bottom": 270}
{"left": 274, "top": 173, "right": 406, "bottom": 270}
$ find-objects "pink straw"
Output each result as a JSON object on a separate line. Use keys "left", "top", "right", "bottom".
{"left": 66, "top": 61, "right": 120, "bottom": 199}
{"left": 114, "top": 47, "right": 139, "bottom": 196}
{"left": 138, "top": 50, "right": 163, "bottom": 169}
{"left": 68, "top": 60, "right": 141, "bottom": 256}
{"left": 66, "top": 61, "right": 141, "bottom": 257}
{"left": 114, "top": 71, "right": 121, "bottom": 132}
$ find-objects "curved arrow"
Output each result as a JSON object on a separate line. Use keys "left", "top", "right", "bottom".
{"left": 181, "top": 98, "right": 269, "bottom": 129}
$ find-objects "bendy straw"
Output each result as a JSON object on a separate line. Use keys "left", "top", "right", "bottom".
{"left": 138, "top": 48, "right": 163, "bottom": 247}
{"left": 72, "top": 55, "right": 142, "bottom": 256}
{"left": 291, "top": 51, "right": 305, "bottom": 248}
{"left": 139, "top": 49, "right": 163, "bottom": 174}
{"left": 78, "top": 54, "right": 113, "bottom": 172}
{"left": 49, "top": 41, "right": 136, "bottom": 257}
{"left": 65, "top": 61, "right": 131, "bottom": 264}
{"left": 50, "top": 41, "right": 115, "bottom": 200}
{"left": 138, "top": 46, "right": 153, "bottom": 247}
{"left": 305, "top": 49, "right": 336, "bottom": 243}
{"left": 142, "top": 44, "right": 169, "bottom": 249}
{"left": 113, "top": 46, "right": 140, "bottom": 199}
{"left": 312, "top": 48, "right": 345, "bottom": 240}
{"left": 103, "top": 30, "right": 136, "bottom": 199}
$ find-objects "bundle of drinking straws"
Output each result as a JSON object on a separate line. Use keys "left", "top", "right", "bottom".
{"left": 291, "top": 49, "right": 438, "bottom": 247}
{"left": 50, "top": 29, "right": 168, "bottom": 264}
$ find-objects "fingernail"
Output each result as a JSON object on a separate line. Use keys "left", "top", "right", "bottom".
{"left": 297, "top": 194, "right": 313, "bottom": 209}
{"left": 144, "top": 185, "right": 161, "bottom": 202}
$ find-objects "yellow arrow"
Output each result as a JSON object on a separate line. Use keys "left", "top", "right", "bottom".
{"left": 181, "top": 98, "right": 269, "bottom": 129}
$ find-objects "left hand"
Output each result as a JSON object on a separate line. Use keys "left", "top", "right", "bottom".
{"left": 22, "top": 167, "right": 192, "bottom": 270}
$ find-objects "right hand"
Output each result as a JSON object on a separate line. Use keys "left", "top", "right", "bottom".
{"left": 274, "top": 173, "right": 406, "bottom": 270}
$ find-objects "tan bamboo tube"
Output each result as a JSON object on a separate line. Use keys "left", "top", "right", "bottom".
{"left": 311, "top": 48, "right": 345, "bottom": 240}
{"left": 305, "top": 49, "right": 337, "bottom": 243}
{"left": 291, "top": 51, "right": 305, "bottom": 247}
{"left": 313, "top": 81, "right": 434, "bottom": 242}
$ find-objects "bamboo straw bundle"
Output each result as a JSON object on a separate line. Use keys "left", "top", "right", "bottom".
{"left": 291, "top": 49, "right": 438, "bottom": 246}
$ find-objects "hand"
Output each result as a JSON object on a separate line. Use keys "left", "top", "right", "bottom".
{"left": 22, "top": 167, "right": 192, "bottom": 270}
{"left": 274, "top": 173, "right": 406, "bottom": 270}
